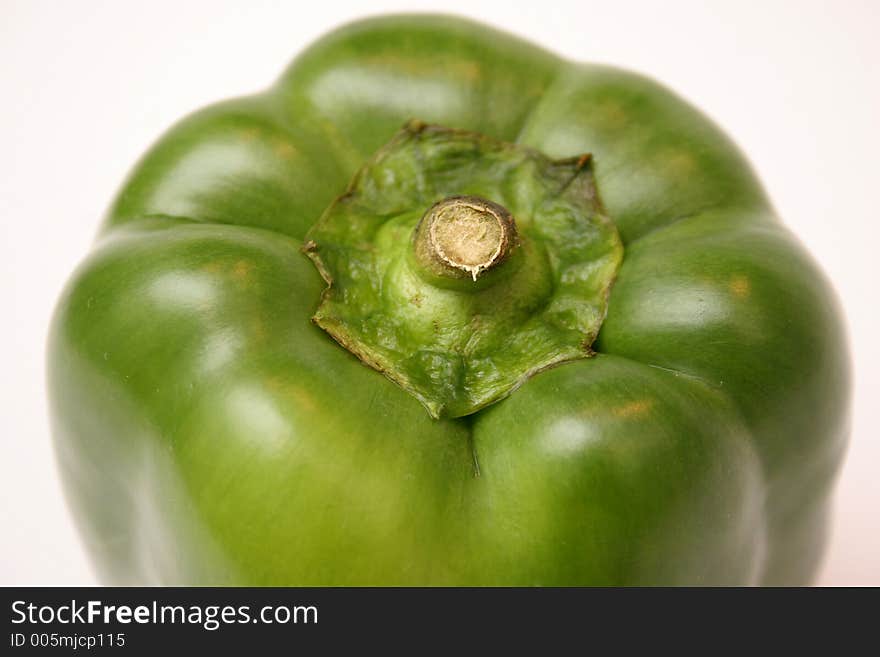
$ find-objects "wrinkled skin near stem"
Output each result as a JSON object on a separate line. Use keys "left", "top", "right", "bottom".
{"left": 48, "top": 14, "right": 849, "bottom": 585}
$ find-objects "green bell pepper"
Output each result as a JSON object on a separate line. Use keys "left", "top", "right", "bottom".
{"left": 48, "top": 14, "right": 849, "bottom": 585}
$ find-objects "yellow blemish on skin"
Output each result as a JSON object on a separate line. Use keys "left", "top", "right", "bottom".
{"left": 729, "top": 275, "right": 751, "bottom": 299}
{"left": 456, "top": 61, "right": 481, "bottom": 82}
{"left": 612, "top": 398, "right": 653, "bottom": 418}
{"left": 274, "top": 140, "right": 297, "bottom": 159}
{"left": 597, "top": 99, "right": 629, "bottom": 129}
{"left": 232, "top": 260, "right": 255, "bottom": 281}
{"left": 265, "top": 376, "right": 318, "bottom": 414}
{"left": 659, "top": 149, "right": 697, "bottom": 178}
{"left": 288, "top": 386, "right": 318, "bottom": 414}
{"left": 240, "top": 127, "right": 260, "bottom": 142}
{"left": 201, "top": 261, "right": 224, "bottom": 274}
{"left": 250, "top": 318, "right": 267, "bottom": 341}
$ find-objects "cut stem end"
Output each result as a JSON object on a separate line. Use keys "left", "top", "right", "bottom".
{"left": 414, "top": 196, "right": 518, "bottom": 282}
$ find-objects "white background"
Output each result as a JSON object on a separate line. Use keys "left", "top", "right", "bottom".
{"left": 2, "top": 0, "right": 877, "bottom": 585}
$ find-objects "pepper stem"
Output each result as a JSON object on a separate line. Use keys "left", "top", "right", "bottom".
{"left": 413, "top": 196, "right": 518, "bottom": 281}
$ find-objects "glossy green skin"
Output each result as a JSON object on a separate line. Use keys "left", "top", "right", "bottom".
{"left": 49, "top": 15, "right": 849, "bottom": 585}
